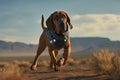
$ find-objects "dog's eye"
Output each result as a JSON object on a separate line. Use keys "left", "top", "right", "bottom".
{"left": 61, "top": 15, "right": 66, "bottom": 18}
{"left": 54, "top": 15, "right": 59, "bottom": 21}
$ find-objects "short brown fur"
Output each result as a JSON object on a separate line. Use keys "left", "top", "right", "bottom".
{"left": 31, "top": 11, "right": 73, "bottom": 71}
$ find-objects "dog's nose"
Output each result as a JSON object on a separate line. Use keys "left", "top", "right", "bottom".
{"left": 60, "top": 21, "right": 64, "bottom": 26}
{"left": 59, "top": 21, "right": 65, "bottom": 29}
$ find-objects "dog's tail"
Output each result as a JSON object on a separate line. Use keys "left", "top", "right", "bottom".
{"left": 41, "top": 15, "right": 46, "bottom": 30}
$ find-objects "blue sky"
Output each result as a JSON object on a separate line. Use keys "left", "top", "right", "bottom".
{"left": 0, "top": 0, "right": 120, "bottom": 44}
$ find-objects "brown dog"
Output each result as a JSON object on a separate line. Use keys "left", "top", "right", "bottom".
{"left": 31, "top": 11, "right": 73, "bottom": 71}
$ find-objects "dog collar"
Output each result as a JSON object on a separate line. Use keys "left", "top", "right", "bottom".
{"left": 45, "top": 29, "right": 68, "bottom": 50}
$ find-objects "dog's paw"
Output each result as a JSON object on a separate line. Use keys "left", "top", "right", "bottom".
{"left": 54, "top": 66, "right": 60, "bottom": 72}
{"left": 57, "top": 58, "right": 64, "bottom": 67}
{"left": 30, "top": 65, "right": 37, "bottom": 71}
{"left": 54, "top": 58, "right": 65, "bottom": 72}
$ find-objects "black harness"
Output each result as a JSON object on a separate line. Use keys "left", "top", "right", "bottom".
{"left": 45, "top": 26, "right": 68, "bottom": 50}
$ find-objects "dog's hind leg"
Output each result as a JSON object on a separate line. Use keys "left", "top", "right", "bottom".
{"left": 31, "top": 34, "right": 46, "bottom": 71}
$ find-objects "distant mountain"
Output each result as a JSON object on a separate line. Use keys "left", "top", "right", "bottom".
{"left": 0, "top": 37, "right": 120, "bottom": 57}
{"left": 70, "top": 37, "right": 120, "bottom": 56}
{"left": 0, "top": 40, "right": 38, "bottom": 57}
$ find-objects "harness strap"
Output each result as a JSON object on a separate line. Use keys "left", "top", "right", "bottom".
{"left": 45, "top": 29, "right": 68, "bottom": 50}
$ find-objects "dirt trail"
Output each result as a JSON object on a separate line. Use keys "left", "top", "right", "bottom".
{"left": 26, "top": 65, "right": 110, "bottom": 80}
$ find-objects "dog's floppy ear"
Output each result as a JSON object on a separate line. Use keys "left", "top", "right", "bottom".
{"left": 66, "top": 13, "right": 73, "bottom": 29}
{"left": 46, "top": 13, "right": 55, "bottom": 30}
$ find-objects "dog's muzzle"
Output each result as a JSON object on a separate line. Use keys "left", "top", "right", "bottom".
{"left": 58, "top": 24, "right": 68, "bottom": 33}
{"left": 58, "top": 20, "right": 68, "bottom": 32}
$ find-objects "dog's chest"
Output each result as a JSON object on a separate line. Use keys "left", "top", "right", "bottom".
{"left": 45, "top": 29, "right": 68, "bottom": 50}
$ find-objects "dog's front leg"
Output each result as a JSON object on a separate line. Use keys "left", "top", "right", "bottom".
{"left": 63, "top": 42, "right": 71, "bottom": 65}
{"left": 48, "top": 49, "right": 59, "bottom": 72}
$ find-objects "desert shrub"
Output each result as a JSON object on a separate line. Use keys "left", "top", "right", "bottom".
{"left": 37, "top": 60, "right": 50, "bottom": 67}
{"left": 40, "top": 60, "right": 49, "bottom": 67}
{"left": 67, "top": 57, "right": 82, "bottom": 66}
{"left": 0, "top": 63, "right": 22, "bottom": 80}
{"left": 79, "top": 58, "right": 92, "bottom": 65}
{"left": 110, "top": 55, "right": 120, "bottom": 80}
{"left": 92, "top": 49, "right": 120, "bottom": 80}
{"left": 92, "top": 49, "right": 114, "bottom": 74}
{"left": 0, "top": 62, "right": 9, "bottom": 68}
{"left": 67, "top": 57, "right": 76, "bottom": 66}
{"left": 13, "top": 60, "right": 31, "bottom": 67}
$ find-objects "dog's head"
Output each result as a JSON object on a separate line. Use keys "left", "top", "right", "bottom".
{"left": 46, "top": 11, "right": 73, "bottom": 35}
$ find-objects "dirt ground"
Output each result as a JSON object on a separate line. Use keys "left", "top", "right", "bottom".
{"left": 25, "top": 64, "right": 110, "bottom": 80}
{"left": 0, "top": 57, "right": 111, "bottom": 80}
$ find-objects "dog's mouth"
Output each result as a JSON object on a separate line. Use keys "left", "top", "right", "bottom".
{"left": 55, "top": 29, "right": 66, "bottom": 35}
{"left": 55, "top": 24, "right": 68, "bottom": 35}
{"left": 56, "top": 30, "right": 65, "bottom": 35}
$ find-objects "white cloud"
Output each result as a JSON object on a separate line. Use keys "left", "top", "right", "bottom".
{"left": 3, "top": 36, "right": 18, "bottom": 42}
{"left": 71, "top": 14, "right": 120, "bottom": 40}
{"left": 0, "top": 28, "right": 17, "bottom": 33}
{"left": 72, "top": 14, "right": 81, "bottom": 20}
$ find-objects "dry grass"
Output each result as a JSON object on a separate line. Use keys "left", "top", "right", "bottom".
{"left": 0, "top": 63, "right": 23, "bottom": 80}
{"left": 92, "top": 49, "right": 120, "bottom": 80}
{"left": 12, "top": 60, "right": 31, "bottom": 67}
{"left": 110, "top": 55, "right": 120, "bottom": 80}
{"left": 40, "top": 60, "right": 49, "bottom": 67}
{"left": 67, "top": 57, "right": 92, "bottom": 66}
{"left": 0, "top": 60, "right": 31, "bottom": 80}
{"left": 67, "top": 57, "right": 76, "bottom": 66}
{"left": 0, "top": 55, "right": 112, "bottom": 80}
{"left": 92, "top": 49, "right": 114, "bottom": 73}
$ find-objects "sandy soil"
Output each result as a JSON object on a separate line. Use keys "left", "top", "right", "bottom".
{"left": 0, "top": 57, "right": 111, "bottom": 80}
{"left": 25, "top": 64, "right": 110, "bottom": 80}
